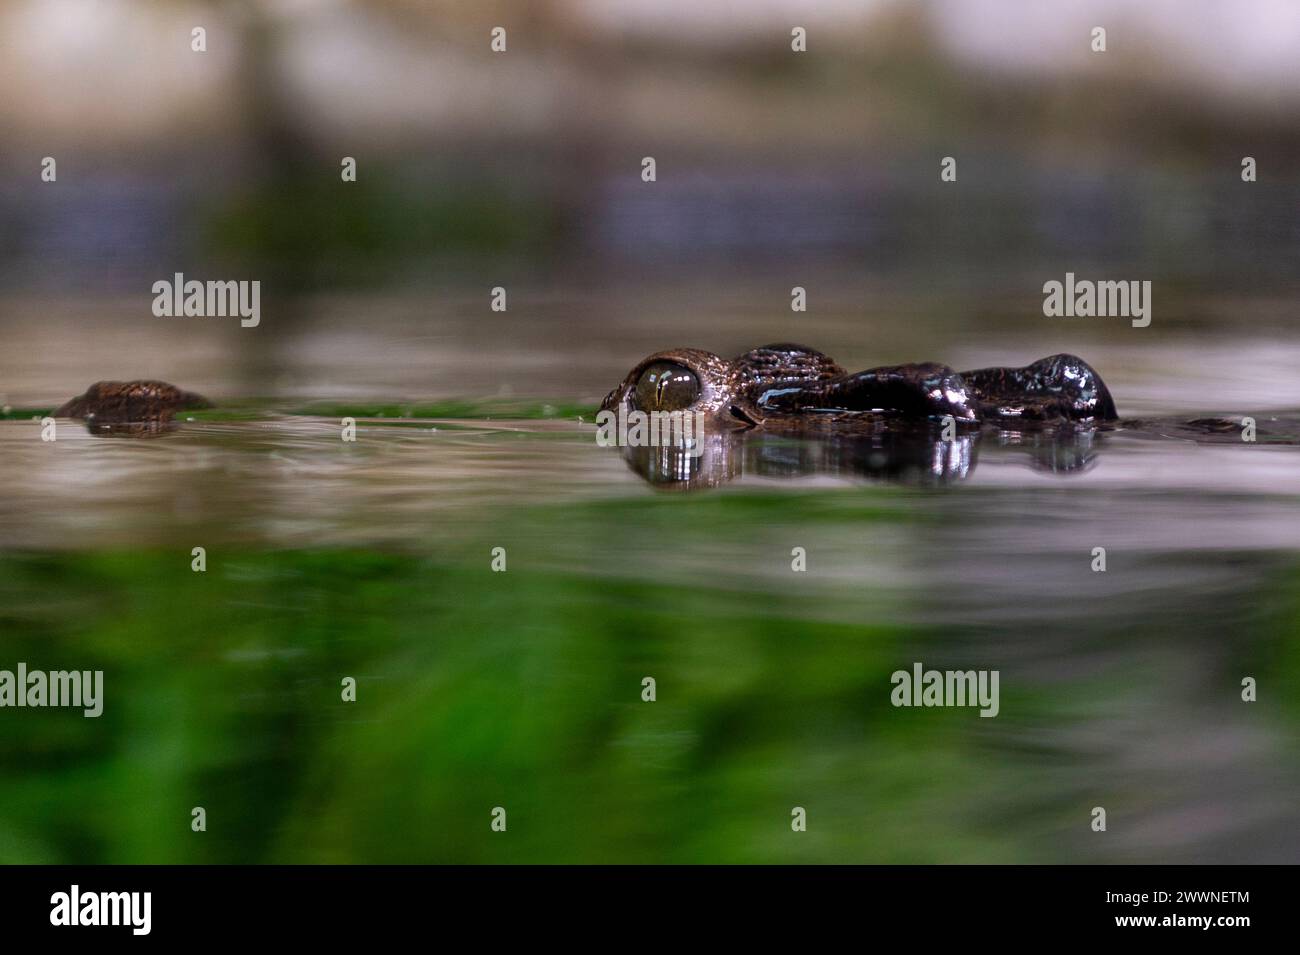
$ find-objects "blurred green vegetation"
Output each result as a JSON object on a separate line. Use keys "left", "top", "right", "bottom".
{"left": 0, "top": 492, "right": 997, "bottom": 863}
{"left": 279, "top": 398, "right": 596, "bottom": 422}
{"left": 4, "top": 484, "right": 1297, "bottom": 864}
{"left": 9, "top": 400, "right": 597, "bottom": 423}
{"left": 202, "top": 172, "right": 560, "bottom": 288}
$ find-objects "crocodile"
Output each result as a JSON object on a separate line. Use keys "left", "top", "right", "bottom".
{"left": 54, "top": 380, "right": 211, "bottom": 434}
{"left": 600, "top": 343, "right": 1118, "bottom": 429}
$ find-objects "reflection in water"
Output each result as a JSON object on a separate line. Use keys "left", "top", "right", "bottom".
{"left": 616, "top": 414, "right": 1300, "bottom": 489}
{"left": 78, "top": 420, "right": 181, "bottom": 438}
{"left": 620, "top": 426, "right": 1102, "bottom": 489}
{"left": 2, "top": 409, "right": 1300, "bottom": 863}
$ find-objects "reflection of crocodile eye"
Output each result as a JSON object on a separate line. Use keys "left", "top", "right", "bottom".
{"left": 634, "top": 362, "right": 700, "bottom": 411}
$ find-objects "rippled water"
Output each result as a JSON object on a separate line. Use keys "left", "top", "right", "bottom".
{"left": 2, "top": 294, "right": 1299, "bottom": 863}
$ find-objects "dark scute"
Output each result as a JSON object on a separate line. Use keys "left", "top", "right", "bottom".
{"left": 731, "top": 343, "right": 845, "bottom": 393}
{"left": 757, "top": 362, "right": 979, "bottom": 422}
{"left": 961, "top": 353, "right": 1119, "bottom": 421}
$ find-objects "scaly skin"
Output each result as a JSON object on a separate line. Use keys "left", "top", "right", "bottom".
{"left": 54, "top": 381, "right": 211, "bottom": 424}
{"left": 601, "top": 343, "right": 1118, "bottom": 429}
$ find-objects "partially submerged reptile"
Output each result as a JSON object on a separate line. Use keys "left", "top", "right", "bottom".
{"left": 54, "top": 345, "right": 1114, "bottom": 432}
{"left": 593, "top": 343, "right": 1120, "bottom": 486}
{"left": 49, "top": 350, "right": 1267, "bottom": 488}
{"left": 54, "top": 380, "right": 211, "bottom": 434}
{"left": 600, "top": 343, "right": 1118, "bottom": 428}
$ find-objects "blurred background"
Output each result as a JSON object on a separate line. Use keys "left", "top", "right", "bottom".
{"left": 1, "top": 0, "right": 1299, "bottom": 864}
{"left": 2, "top": 0, "right": 1300, "bottom": 406}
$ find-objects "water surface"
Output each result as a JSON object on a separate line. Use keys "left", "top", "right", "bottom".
{"left": 2, "top": 295, "right": 1298, "bottom": 863}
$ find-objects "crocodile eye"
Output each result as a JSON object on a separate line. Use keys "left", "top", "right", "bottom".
{"left": 634, "top": 362, "right": 700, "bottom": 412}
